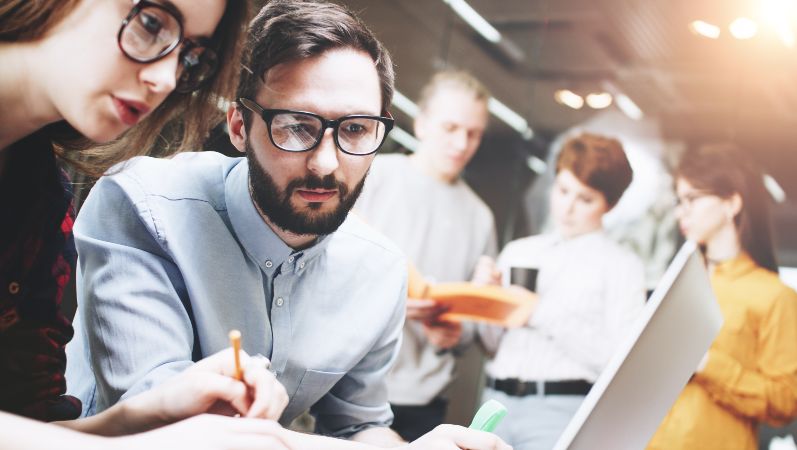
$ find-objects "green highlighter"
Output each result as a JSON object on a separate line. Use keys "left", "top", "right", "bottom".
{"left": 468, "top": 399, "right": 508, "bottom": 432}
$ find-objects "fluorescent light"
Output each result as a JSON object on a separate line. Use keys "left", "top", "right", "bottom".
{"left": 393, "top": 88, "right": 534, "bottom": 140}
{"left": 488, "top": 97, "right": 533, "bottom": 138}
{"left": 391, "top": 90, "right": 420, "bottom": 118}
{"left": 554, "top": 89, "right": 584, "bottom": 110}
{"left": 526, "top": 155, "right": 548, "bottom": 174}
{"left": 729, "top": 17, "right": 758, "bottom": 40}
{"left": 586, "top": 92, "right": 613, "bottom": 109}
{"left": 442, "top": 0, "right": 501, "bottom": 43}
{"left": 614, "top": 93, "right": 644, "bottom": 120}
{"left": 763, "top": 174, "right": 786, "bottom": 203}
{"left": 388, "top": 126, "right": 419, "bottom": 152}
{"left": 689, "top": 20, "right": 721, "bottom": 39}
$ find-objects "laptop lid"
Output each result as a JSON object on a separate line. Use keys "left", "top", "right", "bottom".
{"left": 553, "top": 240, "right": 724, "bottom": 450}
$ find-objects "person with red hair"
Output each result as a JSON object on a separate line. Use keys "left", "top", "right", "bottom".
{"left": 474, "top": 133, "right": 646, "bottom": 450}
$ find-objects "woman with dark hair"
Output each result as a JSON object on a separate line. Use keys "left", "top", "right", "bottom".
{"left": 648, "top": 144, "right": 797, "bottom": 449}
{"left": 0, "top": 1, "right": 294, "bottom": 448}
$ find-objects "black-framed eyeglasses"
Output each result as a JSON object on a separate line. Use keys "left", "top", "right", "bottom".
{"left": 118, "top": 0, "right": 218, "bottom": 93}
{"left": 238, "top": 98, "right": 394, "bottom": 156}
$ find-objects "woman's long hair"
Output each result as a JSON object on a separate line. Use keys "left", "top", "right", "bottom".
{"left": 1, "top": 0, "right": 251, "bottom": 177}
{"left": 676, "top": 143, "right": 779, "bottom": 273}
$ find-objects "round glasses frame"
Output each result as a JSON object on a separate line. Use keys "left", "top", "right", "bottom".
{"left": 238, "top": 98, "right": 395, "bottom": 156}
{"left": 117, "top": 0, "right": 217, "bottom": 93}
{"left": 117, "top": 0, "right": 183, "bottom": 63}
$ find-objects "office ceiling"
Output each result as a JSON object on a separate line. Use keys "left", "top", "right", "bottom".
{"left": 341, "top": 0, "right": 797, "bottom": 189}
{"left": 337, "top": 0, "right": 797, "bottom": 262}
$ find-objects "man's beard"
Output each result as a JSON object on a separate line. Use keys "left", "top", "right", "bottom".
{"left": 245, "top": 141, "right": 367, "bottom": 236}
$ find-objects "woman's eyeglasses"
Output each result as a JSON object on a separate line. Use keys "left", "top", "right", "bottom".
{"left": 117, "top": 0, "right": 218, "bottom": 93}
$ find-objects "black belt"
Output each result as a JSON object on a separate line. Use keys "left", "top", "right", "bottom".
{"left": 486, "top": 377, "right": 592, "bottom": 397}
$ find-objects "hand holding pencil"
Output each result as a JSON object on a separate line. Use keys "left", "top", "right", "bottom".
{"left": 122, "top": 335, "right": 288, "bottom": 431}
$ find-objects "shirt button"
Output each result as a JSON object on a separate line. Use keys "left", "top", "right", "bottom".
{"left": 8, "top": 282, "right": 20, "bottom": 295}
{"left": 276, "top": 297, "right": 284, "bottom": 307}
{"left": 265, "top": 260, "right": 273, "bottom": 268}
{"left": 298, "top": 262, "right": 305, "bottom": 269}
{"left": 288, "top": 256, "right": 295, "bottom": 263}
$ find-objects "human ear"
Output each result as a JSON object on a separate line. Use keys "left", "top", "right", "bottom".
{"left": 728, "top": 192, "right": 743, "bottom": 219}
{"left": 227, "top": 104, "right": 248, "bottom": 154}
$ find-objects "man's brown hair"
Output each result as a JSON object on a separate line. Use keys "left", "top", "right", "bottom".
{"left": 556, "top": 133, "right": 633, "bottom": 207}
{"left": 235, "top": 0, "right": 395, "bottom": 131}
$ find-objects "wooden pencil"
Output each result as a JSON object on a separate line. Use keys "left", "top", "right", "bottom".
{"left": 229, "top": 329, "right": 243, "bottom": 381}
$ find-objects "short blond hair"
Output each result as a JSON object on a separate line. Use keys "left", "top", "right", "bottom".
{"left": 417, "top": 70, "right": 490, "bottom": 112}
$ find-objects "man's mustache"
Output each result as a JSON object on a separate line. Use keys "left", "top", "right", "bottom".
{"left": 286, "top": 174, "right": 348, "bottom": 195}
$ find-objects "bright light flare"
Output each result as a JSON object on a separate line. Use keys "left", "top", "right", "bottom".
{"left": 729, "top": 17, "right": 759, "bottom": 39}
{"left": 554, "top": 89, "right": 584, "bottom": 110}
{"left": 761, "top": 0, "right": 797, "bottom": 47}
{"left": 689, "top": 20, "right": 721, "bottom": 39}
{"left": 585, "top": 92, "right": 613, "bottom": 109}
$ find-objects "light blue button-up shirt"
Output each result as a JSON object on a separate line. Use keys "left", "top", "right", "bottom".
{"left": 65, "top": 152, "right": 407, "bottom": 437}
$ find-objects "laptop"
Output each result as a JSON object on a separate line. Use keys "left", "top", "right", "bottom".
{"left": 552, "top": 240, "right": 724, "bottom": 450}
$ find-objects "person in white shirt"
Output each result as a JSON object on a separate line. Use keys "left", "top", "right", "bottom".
{"left": 356, "top": 70, "right": 496, "bottom": 441}
{"left": 473, "top": 133, "right": 647, "bottom": 450}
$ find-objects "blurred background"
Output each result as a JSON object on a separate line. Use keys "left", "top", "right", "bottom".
{"left": 294, "top": 0, "right": 797, "bottom": 446}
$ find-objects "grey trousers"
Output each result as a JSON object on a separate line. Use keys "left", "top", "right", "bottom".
{"left": 482, "top": 387, "right": 586, "bottom": 450}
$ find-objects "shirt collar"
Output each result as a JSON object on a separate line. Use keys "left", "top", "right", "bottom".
{"left": 225, "top": 160, "right": 330, "bottom": 276}
{"left": 552, "top": 228, "right": 605, "bottom": 246}
{"left": 712, "top": 252, "right": 758, "bottom": 280}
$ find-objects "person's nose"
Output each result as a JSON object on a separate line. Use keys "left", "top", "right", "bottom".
{"left": 139, "top": 52, "right": 179, "bottom": 95}
{"left": 451, "top": 129, "right": 468, "bottom": 153}
{"left": 307, "top": 128, "right": 340, "bottom": 177}
{"left": 563, "top": 195, "right": 577, "bottom": 214}
{"left": 674, "top": 202, "right": 687, "bottom": 220}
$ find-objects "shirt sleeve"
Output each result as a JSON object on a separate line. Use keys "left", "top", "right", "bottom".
{"left": 310, "top": 261, "right": 407, "bottom": 438}
{"left": 695, "top": 287, "right": 797, "bottom": 425}
{"left": 531, "top": 250, "right": 647, "bottom": 374}
{"left": 0, "top": 170, "right": 81, "bottom": 422}
{"left": 68, "top": 175, "right": 196, "bottom": 412}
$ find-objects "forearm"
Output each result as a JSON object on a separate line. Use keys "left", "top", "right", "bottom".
{"left": 350, "top": 426, "right": 406, "bottom": 447}
{"left": 695, "top": 350, "right": 797, "bottom": 422}
{"left": 55, "top": 394, "right": 165, "bottom": 436}
{"left": 268, "top": 427, "right": 400, "bottom": 450}
{"left": 3, "top": 412, "right": 109, "bottom": 450}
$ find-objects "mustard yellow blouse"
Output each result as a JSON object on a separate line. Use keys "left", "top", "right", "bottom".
{"left": 648, "top": 253, "right": 797, "bottom": 450}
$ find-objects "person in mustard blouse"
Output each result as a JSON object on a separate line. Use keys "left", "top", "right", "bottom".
{"left": 647, "top": 144, "right": 797, "bottom": 449}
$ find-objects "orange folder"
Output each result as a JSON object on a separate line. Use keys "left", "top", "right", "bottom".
{"left": 407, "top": 264, "right": 536, "bottom": 328}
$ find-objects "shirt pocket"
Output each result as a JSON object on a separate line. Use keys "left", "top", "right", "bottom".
{"left": 282, "top": 368, "right": 346, "bottom": 424}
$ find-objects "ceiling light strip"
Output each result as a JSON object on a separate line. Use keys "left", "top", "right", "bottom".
{"left": 442, "top": 0, "right": 501, "bottom": 43}
{"left": 388, "top": 125, "right": 419, "bottom": 152}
